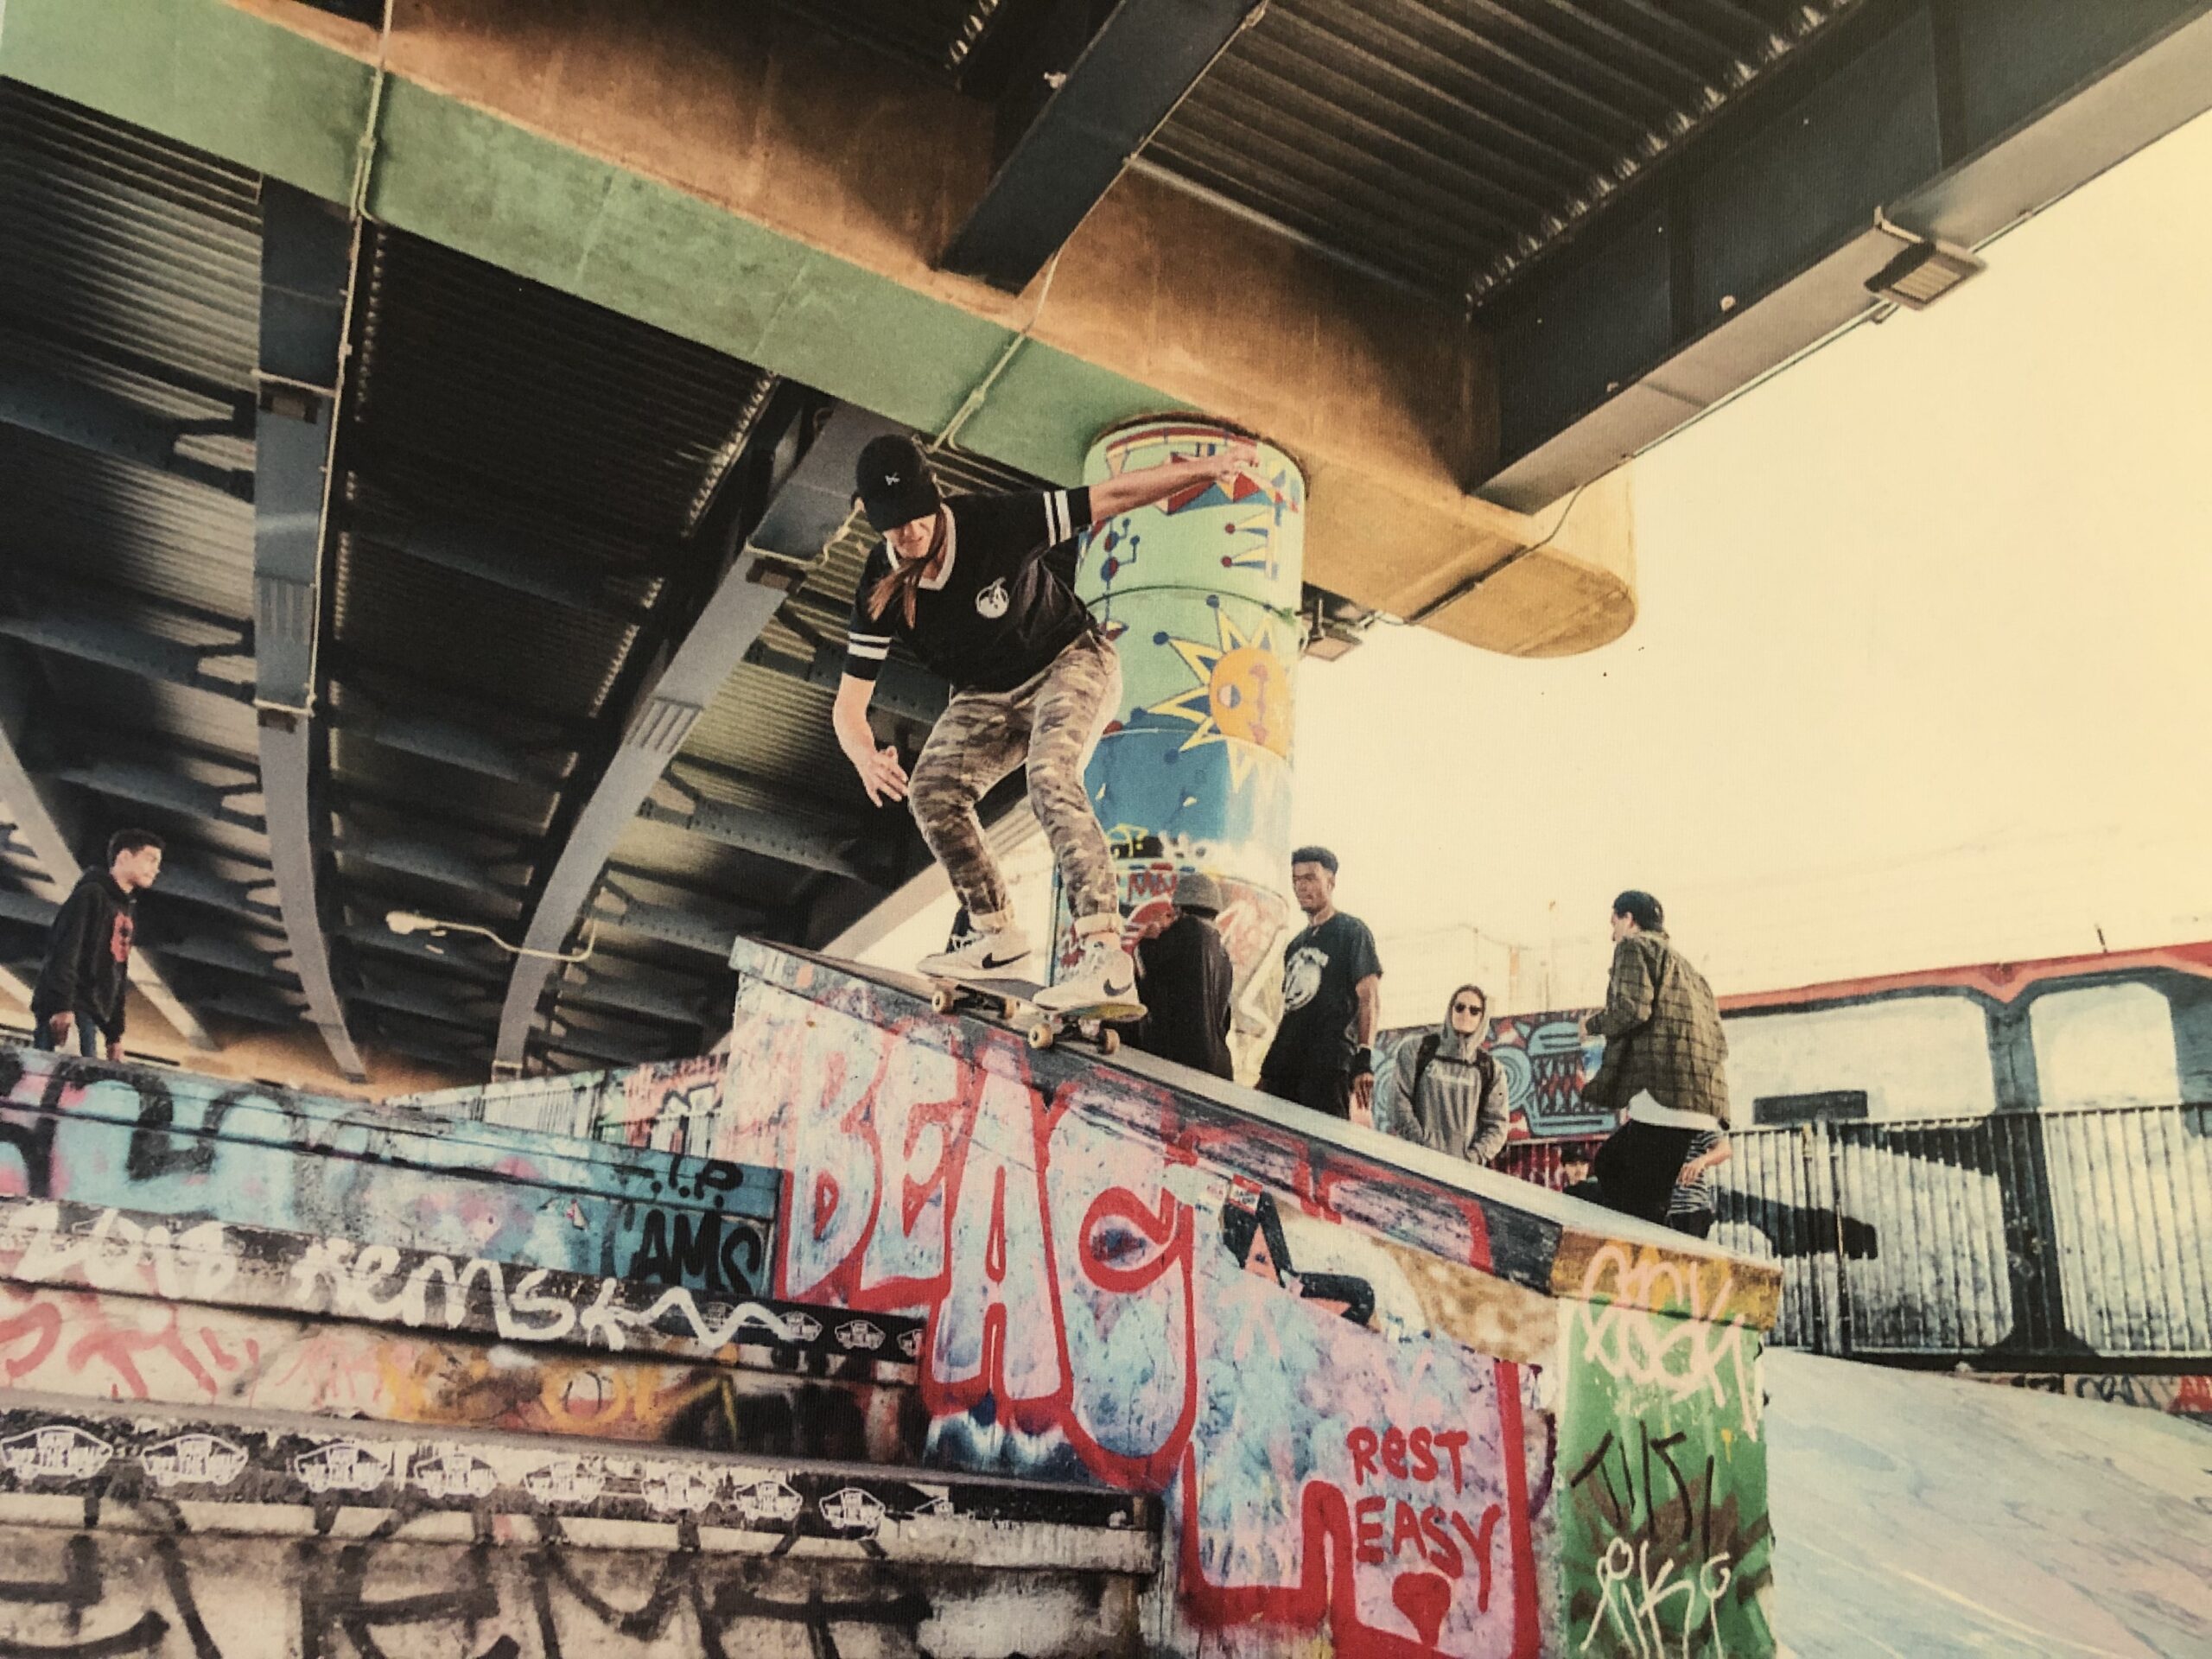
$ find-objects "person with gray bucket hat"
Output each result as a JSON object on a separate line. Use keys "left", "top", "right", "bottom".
{"left": 1116, "top": 870, "right": 1236, "bottom": 1079}
{"left": 832, "top": 432, "right": 1258, "bottom": 1014}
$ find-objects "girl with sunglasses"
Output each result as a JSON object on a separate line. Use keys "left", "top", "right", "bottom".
{"left": 1388, "top": 983, "right": 1512, "bottom": 1167}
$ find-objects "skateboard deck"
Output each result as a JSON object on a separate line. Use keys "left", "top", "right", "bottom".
{"left": 925, "top": 973, "right": 1144, "bottom": 1053}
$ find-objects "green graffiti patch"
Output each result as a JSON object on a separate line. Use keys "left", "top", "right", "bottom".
{"left": 1559, "top": 1299, "right": 1776, "bottom": 1656}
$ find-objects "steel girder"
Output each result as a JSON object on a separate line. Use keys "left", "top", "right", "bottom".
{"left": 0, "top": 359, "right": 252, "bottom": 498}
{"left": 0, "top": 582, "right": 553, "bottom": 785}
{"left": 940, "top": 0, "right": 1263, "bottom": 291}
{"left": 490, "top": 403, "right": 890, "bottom": 1071}
{"left": 254, "top": 181, "right": 365, "bottom": 1080}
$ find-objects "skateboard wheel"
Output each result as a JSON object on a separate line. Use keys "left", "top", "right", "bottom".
{"left": 1027, "top": 1021, "right": 1057, "bottom": 1051}
{"left": 930, "top": 988, "right": 957, "bottom": 1015}
{"left": 999, "top": 997, "right": 1020, "bottom": 1020}
{"left": 1099, "top": 1028, "right": 1120, "bottom": 1056}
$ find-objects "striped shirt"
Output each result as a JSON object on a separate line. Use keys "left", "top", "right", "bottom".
{"left": 845, "top": 488, "right": 1095, "bottom": 695}
{"left": 1669, "top": 1128, "right": 1724, "bottom": 1217}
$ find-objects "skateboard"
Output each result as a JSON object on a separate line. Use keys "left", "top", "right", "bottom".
{"left": 925, "top": 973, "right": 1143, "bottom": 1053}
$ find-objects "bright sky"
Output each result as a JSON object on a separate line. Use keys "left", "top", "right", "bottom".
{"left": 1294, "top": 109, "right": 2212, "bottom": 1019}
{"left": 870, "top": 112, "right": 2212, "bottom": 1026}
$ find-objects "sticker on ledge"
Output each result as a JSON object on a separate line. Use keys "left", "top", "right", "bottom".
{"left": 639, "top": 1463, "right": 721, "bottom": 1514}
{"left": 142, "top": 1433, "right": 248, "bottom": 1490}
{"left": 524, "top": 1459, "right": 606, "bottom": 1506}
{"left": 835, "top": 1318, "right": 885, "bottom": 1351}
{"left": 819, "top": 1486, "right": 887, "bottom": 1537}
{"left": 415, "top": 1451, "right": 499, "bottom": 1502}
{"left": 730, "top": 1478, "right": 804, "bottom": 1528}
{"left": 0, "top": 1425, "right": 113, "bottom": 1482}
{"left": 293, "top": 1441, "right": 400, "bottom": 1495}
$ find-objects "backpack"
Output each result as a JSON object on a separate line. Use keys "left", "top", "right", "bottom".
{"left": 1410, "top": 1033, "right": 1495, "bottom": 1103}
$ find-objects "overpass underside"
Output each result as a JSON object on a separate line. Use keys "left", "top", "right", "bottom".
{"left": 0, "top": 0, "right": 2206, "bottom": 1087}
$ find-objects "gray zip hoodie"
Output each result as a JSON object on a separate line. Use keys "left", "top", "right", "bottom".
{"left": 1390, "top": 1024, "right": 1513, "bottom": 1166}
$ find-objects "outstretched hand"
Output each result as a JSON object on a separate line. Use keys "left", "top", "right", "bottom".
{"left": 854, "top": 743, "right": 909, "bottom": 807}
{"left": 1204, "top": 438, "right": 1260, "bottom": 485}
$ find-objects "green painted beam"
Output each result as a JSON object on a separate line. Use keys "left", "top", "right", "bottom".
{"left": 0, "top": 0, "right": 1173, "bottom": 485}
{"left": 0, "top": 0, "right": 370, "bottom": 201}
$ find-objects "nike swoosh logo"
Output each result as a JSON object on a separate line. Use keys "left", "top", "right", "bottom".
{"left": 981, "top": 951, "right": 1025, "bottom": 969}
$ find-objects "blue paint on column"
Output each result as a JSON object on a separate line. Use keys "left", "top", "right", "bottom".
{"left": 1056, "top": 420, "right": 1307, "bottom": 1075}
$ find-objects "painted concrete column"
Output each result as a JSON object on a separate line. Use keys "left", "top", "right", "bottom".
{"left": 1055, "top": 419, "right": 1306, "bottom": 1078}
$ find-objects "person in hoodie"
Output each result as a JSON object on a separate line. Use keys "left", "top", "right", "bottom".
{"left": 1388, "top": 982, "right": 1512, "bottom": 1167}
{"left": 1121, "top": 870, "right": 1236, "bottom": 1080}
{"left": 32, "top": 830, "right": 163, "bottom": 1061}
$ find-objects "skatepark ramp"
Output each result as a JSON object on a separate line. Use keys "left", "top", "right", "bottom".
{"left": 0, "top": 939, "right": 1783, "bottom": 1654}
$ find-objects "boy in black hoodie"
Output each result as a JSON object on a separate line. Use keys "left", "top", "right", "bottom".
{"left": 32, "top": 830, "right": 163, "bottom": 1061}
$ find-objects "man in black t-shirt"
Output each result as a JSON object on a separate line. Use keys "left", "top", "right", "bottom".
{"left": 1258, "top": 846, "right": 1384, "bottom": 1123}
{"left": 830, "top": 435, "right": 1259, "bottom": 1013}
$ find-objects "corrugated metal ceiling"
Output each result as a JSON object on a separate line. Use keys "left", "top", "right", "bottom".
{"left": 772, "top": 0, "right": 1866, "bottom": 307}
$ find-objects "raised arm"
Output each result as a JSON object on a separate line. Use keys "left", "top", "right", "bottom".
{"left": 1089, "top": 439, "right": 1259, "bottom": 521}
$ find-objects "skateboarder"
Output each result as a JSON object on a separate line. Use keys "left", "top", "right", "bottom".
{"left": 832, "top": 433, "right": 1258, "bottom": 1014}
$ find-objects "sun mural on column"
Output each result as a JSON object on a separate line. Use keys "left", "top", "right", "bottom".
{"left": 1054, "top": 419, "right": 1306, "bottom": 1081}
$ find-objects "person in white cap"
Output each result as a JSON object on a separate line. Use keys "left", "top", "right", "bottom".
{"left": 832, "top": 434, "right": 1256, "bottom": 1013}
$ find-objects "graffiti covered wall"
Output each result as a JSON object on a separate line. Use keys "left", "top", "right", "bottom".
{"left": 0, "top": 1048, "right": 777, "bottom": 1299}
{"left": 0, "top": 1399, "right": 1151, "bottom": 1656}
{"left": 712, "top": 941, "right": 1777, "bottom": 1655}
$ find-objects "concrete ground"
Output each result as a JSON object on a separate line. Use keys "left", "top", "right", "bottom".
{"left": 1765, "top": 1351, "right": 2212, "bottom": 1657}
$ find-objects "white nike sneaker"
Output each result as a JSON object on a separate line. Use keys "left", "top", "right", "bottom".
{"left": 1033, "top": 938, "right": 1144, "bottom": 1014}
{"left": 918, "top": 927, "right": 1032, "bottom": 982}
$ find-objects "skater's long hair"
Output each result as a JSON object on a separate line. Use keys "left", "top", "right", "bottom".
{"left": 869, "top": 554, "right": 929, "bottom": 629}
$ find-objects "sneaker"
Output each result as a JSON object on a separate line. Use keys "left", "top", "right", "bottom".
{"left": 918, "top": 927, "right": 1032, "bottom": 982}
{"left": 1033, "top": 939, "right": 1144, "bottom": 1014}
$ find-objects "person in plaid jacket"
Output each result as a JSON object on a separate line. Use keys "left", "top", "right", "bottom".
{"left": 1579, "top": 891, "right": 1732, "bottom": 1226}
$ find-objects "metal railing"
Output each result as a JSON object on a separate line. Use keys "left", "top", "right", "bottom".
{"left": 1713, "top": 1103, "right": 2212, "bottom": 1361}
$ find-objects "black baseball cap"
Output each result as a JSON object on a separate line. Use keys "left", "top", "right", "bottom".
{"left": 855, "top": 435, "right": 942, "bottom": 534}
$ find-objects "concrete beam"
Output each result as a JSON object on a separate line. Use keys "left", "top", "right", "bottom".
{"left": 0, "top": 0, "right": 1629, "bottom": 657}
{"left": 1483, "top": 0, "right": 2212, "bottom": 512}
{"left": 492, "top": 538, "right": 793, "bottom": 1065}
{"left": 941, "top": 0, "right": 1260, "bottom": 292}
{"left": 0, "top": 648, "right": 219, "bottom": 1050}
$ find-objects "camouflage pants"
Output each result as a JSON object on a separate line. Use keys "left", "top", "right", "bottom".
{"left": 909, "top": 630, "right": 1121, "bottom": 930}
